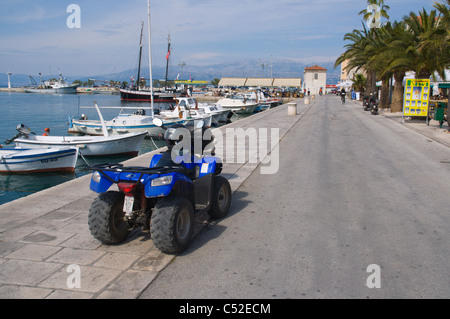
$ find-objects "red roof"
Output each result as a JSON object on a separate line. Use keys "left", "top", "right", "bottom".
{"left": 304, "top": 65, "right": 327, "bottom": 71}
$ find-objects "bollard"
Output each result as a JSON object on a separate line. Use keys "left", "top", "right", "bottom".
{"left": 304, "top": 96, "right": 310, "bottom": 105}
{"left": 287, "top": 102, "right": 297, "bottom": 115}
{"left": 311, "top": 95, "right": 316, "bottom": 100}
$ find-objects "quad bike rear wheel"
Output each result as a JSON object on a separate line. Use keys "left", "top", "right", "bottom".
{"left": 208, "top": 176, "right": 232, "bottom": 219}
{"left": 88, "top": 191, "right": 131, "bottom": 244}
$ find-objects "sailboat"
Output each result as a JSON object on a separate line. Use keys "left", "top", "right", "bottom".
{"left": 119, "top": 25, "right": 187, "bottom": 102}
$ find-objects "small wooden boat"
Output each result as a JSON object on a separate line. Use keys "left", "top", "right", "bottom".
{"left": 0, "top": 147, "right": 78, "bottom": 173}
{"left": 13, "top": 131, "right": 147, "bottom": 157}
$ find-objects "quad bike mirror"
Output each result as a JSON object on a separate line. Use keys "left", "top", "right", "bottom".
{"left": 153, "top": 118, "right": 163, "bottom": 127}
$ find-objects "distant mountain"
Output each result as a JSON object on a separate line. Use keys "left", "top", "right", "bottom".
{"left": 0, "top": 59, "right": 340, "bottom": 87}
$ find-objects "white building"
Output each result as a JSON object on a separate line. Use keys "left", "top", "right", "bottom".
{"left": 303, "top": 65, "right": 327, "bottom": 95}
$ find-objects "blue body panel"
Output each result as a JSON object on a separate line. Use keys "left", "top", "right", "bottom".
{"left": 89, "top": 154, "right": 221, "bottom": 196}
{"left": 149, "top": 154, "right": 163, "bottom": 168}
{"left": 143, "top": 172, "right": 192, "bottom": 198}
{"left": 199, "top": 156, "right": 220, "bottom": 177}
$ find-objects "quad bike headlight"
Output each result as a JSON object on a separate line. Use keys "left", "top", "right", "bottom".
{"left": 151, "top": 175, "right": 173, "bottom": 187}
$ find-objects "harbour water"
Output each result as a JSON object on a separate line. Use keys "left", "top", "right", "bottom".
{"left": 0, "top": 92, "right": 203, "bottom": 205}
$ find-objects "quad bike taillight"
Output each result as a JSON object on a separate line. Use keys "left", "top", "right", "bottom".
{"left": 118, "top": 182, "right": 138, "bottom": 195}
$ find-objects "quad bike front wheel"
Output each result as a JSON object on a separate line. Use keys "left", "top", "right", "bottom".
{"left": 88, "top": 191, "right": 131, "bottom": 244}
{"left": 151, "top": 195, "right": 195, "bottom": 254}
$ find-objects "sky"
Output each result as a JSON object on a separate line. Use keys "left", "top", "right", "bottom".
{"left": 0, "top": 0, "right": 440, "bottom": 78}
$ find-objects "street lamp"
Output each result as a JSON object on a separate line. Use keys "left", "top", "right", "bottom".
{"left": 260, "top": 62, "right": 268, "bottom": 77}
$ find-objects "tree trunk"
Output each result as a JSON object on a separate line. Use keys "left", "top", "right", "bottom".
{"left": 365, "top": 71, "right": 373, "bottom": 95}
{"left": 380, "top": 79, "right": 390, "bottom": 109}
{"left": 391, "top": 72, "right": 404, "bottom": 113}
{"left": 416, "top": 71, "right": 431, "bottom": 79}
{"left": 370, "top": 71, "right": 377, "bottom": 95}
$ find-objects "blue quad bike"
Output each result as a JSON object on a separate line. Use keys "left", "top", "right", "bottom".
{"left": 87, "top": 119, "right": 231, "bottom": 254}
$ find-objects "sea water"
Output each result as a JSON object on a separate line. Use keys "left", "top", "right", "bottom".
{"left": 0, "top": 91, "right": 166, "bottom": 205}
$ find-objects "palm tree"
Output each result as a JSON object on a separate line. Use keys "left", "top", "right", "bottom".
{"left": 403, "top": 8, "right": 447, "bottom": 79}
{"left": 335, "top": 24, "right": 378, "bottom": 95}
{"left": 432, "top": 0, "right": 450, "bottom": 111}
{"left": 378, "top": 21, "right": 413, "bottom": 112}
{"left": 358, "top": 0, "right": 391, "bottom": 95}
{"left": 367, "top": 24, "right": 402, "bottom": 108}
{"left": 351, "top": 73, "right": 366, "bottom": 93}
{"left": 421, "top": 0, "right": 450, "bottom": 78}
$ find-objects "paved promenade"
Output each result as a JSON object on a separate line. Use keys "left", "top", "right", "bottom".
{"left": 1, "top": 96, "right": 449, "bottom": 299}
{"left": 0, "top": 98, "right": 312, "bottom": 298}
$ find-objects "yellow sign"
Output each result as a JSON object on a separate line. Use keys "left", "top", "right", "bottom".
{"left": 403, "top": 79, "right": 430, "bottom": 117}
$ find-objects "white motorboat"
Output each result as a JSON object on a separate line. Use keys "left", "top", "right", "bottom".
{"left": 216, "top": 93, "right": 259, "bottom": 114}
{"left": 174, "top": 97, "right": 232, "bottom": 125}
{"left": 69, "top": 112, "right": 161, "bottom": 137}
{"left": 252, "top": 91, "right": 281, "bottom": 112}
{"left": 13, "top": 131, "right": 147, "bottom": 157}
{"left": 10, "top": 122, "right": 147, "bottom": 157}
{"left": 24, "top": 73, "right": 78, "bottom": 94}
{"left": 0, "top": 147, "right": 78, "bottom": 173}
{"left": 68, "top": 106, "right": 193, "bottom": 138}
{"left": 217, "top": 90, "right": 281, "bottom": 114}
{"left": 160, "top": 98, "right": 215, "bottom": 123}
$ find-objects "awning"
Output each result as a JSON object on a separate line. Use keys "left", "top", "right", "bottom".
{"left": 218, "top": 78, "right": 247, "bottom": 87}
{"left": 218, "top": 77, "right": 302, "bottom": 88}
{"left": 272, "top": 78, "right": 302, "bottom": 88}
{"left": 438, "top": 83, "right": 450, "bottom": 89}
{"left": 246, "top": 78, "right": 274, "bottom": 87}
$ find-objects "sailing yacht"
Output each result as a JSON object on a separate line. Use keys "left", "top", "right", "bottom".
{"left": 119, "top": 27, "right": 187, "bottom": 102}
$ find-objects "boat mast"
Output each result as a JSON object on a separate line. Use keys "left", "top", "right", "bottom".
{"left": 147, "top": 0, "right": 154, "bottom": 116}
{"left": 165, "top": 32, "right": 171, "bottom": 90}
{"left": 136, "top": 21, "right": 144, "bottom": 92}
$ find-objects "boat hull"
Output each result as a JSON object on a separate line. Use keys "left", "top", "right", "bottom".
{"left": 217, "top": 98, "right": 259, "bottom": 114}
{"left": 120, "top": 88, "right": 187, "bottom": 102}
{"left": 24, "top": 86, "right": 78, "bottom": 94}
{"left": 68, "top": 119, "right": 166, "bottom": 138}
{"left": 14, "top": 132, "right": 147, "bottom": 157}
{"left": 0, "top": 148, "right": 78, "bottom": 173}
